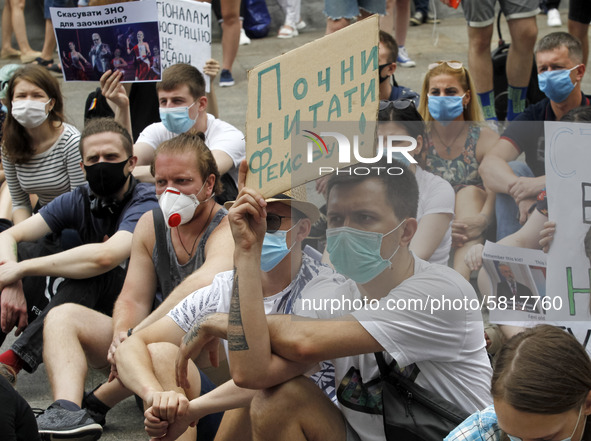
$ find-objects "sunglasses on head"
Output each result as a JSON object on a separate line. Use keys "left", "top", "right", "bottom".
{"left": 379, "top": 99, "right": 416, "bottom": 111}
{"left": 266, "top": 213, "right": 291, "bottom": 233}
{"left": 428, "top": 60, "right": 464, "bottom": 71}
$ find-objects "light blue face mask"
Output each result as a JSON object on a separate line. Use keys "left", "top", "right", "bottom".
{"left": 538, "top": 65, "right": 580, "bottom": 103}
{"left": 159, "top": 101, "right": 197, "bottom": 134}
{"left": 0, "top": 103, "right": 6, "bottom": 114}
{"left": 260, "top": 222, "right": 299, "bottom": 272}
{"left": 506, "top": 405, "right": 584, "bottom": 441}
{"left": 326, "top": 220, "right": 405, "bottom": 284}
{"left": 427, "top": 95, "right": 465, "bottom": 126}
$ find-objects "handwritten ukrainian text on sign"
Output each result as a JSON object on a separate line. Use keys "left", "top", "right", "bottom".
{"left": 157, "top": 0, "right": 211, "bottom": 91}
{"left": 245, "top": 15, "right": 380, "bottom": 196}
{"left": 545, "top": 121, "right": 591, "bottom": 322}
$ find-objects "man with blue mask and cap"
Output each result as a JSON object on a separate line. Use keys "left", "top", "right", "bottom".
{"left": 140, "top": 159, "right": 492, "bottom": 441}
{"left": 100, "top": 63, "right": 245, "bottom": 205}
{"left": 480, "top": 32, "right": 589, "bottom": 240}
{"left": 111, "top": 161, "right": 354, "bottom": 441}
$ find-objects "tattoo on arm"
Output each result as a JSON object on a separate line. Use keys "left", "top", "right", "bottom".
{"left": 183, "top": 315, "right": 205, "bottom": 346}
{"left": 228, "top": 268, "right": 249, "bottom": 351}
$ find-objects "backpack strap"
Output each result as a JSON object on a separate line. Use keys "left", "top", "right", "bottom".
{"left": 152, "top": 208, "right": 173, "bottom": 297}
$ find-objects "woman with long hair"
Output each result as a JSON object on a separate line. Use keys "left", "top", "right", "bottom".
{"left": 2, "top": 65, "right": 85, "bottom": 224}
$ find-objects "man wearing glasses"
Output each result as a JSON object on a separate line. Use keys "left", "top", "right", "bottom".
{"left": 113, "top": 168, "right": 354, "bottom": 441}
{"left": 89, "top": 33, "right": 111, "bottom": 80}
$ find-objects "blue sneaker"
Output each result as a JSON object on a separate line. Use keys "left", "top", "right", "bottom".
{"left": 397, "top": 46, "right": 416, "bottom": 68}
{"left": 220, "top": 69, "right": 235, "bottom": 87}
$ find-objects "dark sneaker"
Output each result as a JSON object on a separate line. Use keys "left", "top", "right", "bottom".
{"left": 37, "top": 402, "right": 102, "bottom": 440}
{"left": 82, "top": 387, "right": 109, "bottom": 427}
{"left": 410, "top": 10, "right": 425, "bottom": 26}
{"left": 219, "top": 69, "right": 235, "bottom": 87}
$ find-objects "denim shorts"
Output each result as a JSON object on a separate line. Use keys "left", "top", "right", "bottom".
{"left": 324, "top": 0, "right": 386, "bottom": 20}
{"left": 45, "top": 0, "right": 75, "bottom": 19}
{"left": 462, "top": 0, "right": 539, "bottom": 27}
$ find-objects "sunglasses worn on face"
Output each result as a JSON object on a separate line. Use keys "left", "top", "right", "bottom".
{"left": 428, "top": 61, "right": 464, "bottom": 71}
{"left": 266, "top": 213, "right": 291, "bottom": 233}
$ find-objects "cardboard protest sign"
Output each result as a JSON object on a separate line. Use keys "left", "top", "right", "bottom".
{"left": 51, "top": 0, "right": 160, "bottom": 82}
{"left": 245, "top": 15, "right": 380, "bottom": 197}
{"left": 482, "top": 241, "right": 548, "bottom": 325}
{"left": 156, "top": 0, "right": 212, "bottom": 92}
{"left": 545, "top": 121, "right": 591, "bottom": 323}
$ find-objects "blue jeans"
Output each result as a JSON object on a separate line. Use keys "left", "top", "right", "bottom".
{"left": 414, "top": 0, "right": 429, "bottom": 14}
{"left": 495, "top": 161, "right": 535, "bottom": 240}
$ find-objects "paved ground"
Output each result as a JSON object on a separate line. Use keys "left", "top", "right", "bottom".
{"left": 0, "top": 2, "right": 582, "bottom": 440}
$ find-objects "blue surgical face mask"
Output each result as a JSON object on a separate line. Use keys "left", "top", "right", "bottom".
{"left": 326, "top": 220, "right": 405, "bottom": 284}
{"left": 427, "top": 95, "right": 465, "bottom": 126}
{"left": 260, "top": 221, "right": 299, "bottom": 272}
{"left": 507, "top": 405, "right": 584, "bottom": 441}
{"left": 159, "top": 101, "right": 197, "bottom": 134}
{"left": 538, "top": 65, "right": 580, "bottom": 103}
{"left": 0, "top": 103, "right": 6, "bottom": 114}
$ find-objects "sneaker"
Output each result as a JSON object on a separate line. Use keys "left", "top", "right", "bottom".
{"left": 82, "top": 388, "right": 109, "bottom": 427}
{"left": 37, "top": 402, "right": 102, "bottom": 440}
{"left": 410, "top": 10, "right": 425, "bottom": 26}
{"left": 219, "top": 69, "right": 234, "bottom": 87}
{"left": 426, "top": 13, "right": 441, "bottom": 24}
{"left": 547, "top": 8, "right": 562, "bottom": 27}
{"left": 397, "top": 46, "right": 416, "bottom": 68}
{"left": 295, "top": 20, "right": 307, "bottom": 30}
{"left": 239, "top": 28, "right": 251, "bottom": 45}
{"left": 0, "top": 363, "right": 17, "bottom": 386}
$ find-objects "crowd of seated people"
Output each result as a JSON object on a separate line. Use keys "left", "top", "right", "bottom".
{"left": 0, "top": 6, "right": 591, "bottom": 440}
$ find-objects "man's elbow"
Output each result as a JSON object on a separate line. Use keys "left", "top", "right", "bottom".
{"left": 93, "top": 249, "right": 127, "bottom": 273}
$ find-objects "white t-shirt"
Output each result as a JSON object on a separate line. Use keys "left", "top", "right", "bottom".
{"left": 136, "top": 114, "right": 245, "bottom": 186}
{"left": 296, "top": 255, "right": 492, "bottom": 441}
{"left": 415, "top": 166, "right": 455, "bottom": 265}
{"left": 168, "top": 254, "right": 356, "bottom": 344}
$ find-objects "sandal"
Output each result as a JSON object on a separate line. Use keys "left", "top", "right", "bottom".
{"left": 277, "top": 25, "right": 298, "bottom": 39}
{"left": 47, "top": 63, "right": 62, "bottom": 74}
{"left": 33, "top": 57, "right": 53, "bottom": 67}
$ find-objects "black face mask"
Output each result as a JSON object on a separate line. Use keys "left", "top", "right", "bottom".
{"left": 84, "top": 157, "right": 131, "bottom": 197}
{"left": 379, "top": 63, "right": 391, "bottom": 83}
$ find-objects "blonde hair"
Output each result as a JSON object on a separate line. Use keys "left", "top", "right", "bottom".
{"left": 417, "top": 62, "right": 483, "bottom": 123}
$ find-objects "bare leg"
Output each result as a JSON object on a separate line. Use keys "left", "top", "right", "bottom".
{"left": 394, "top": 0, "right": 410, "bottom": 47}
{"left": 569, "top": 19, "right": 589, "bottom": 66}
{"left": 251, "top": 376, "right": 347, "bottom": 441}
{"left": 326, "top": 17, "right": 350, "bottom": 34}
{"left": 453, "top": 185, "right": 487, "bottom": 279}
{"left": 148, "top": 342, "right": 202, "bottom": 441}
{"left": 1, "top": 2, "right": 19, "bottom": 56}
{"left": 39, "top": 19, "right": 57, "bottom": 62}
{"left": 506, "top": 17, "right": 537, "bottom": 88}
{"left": 379, "top": 0, "right": 394, "bottom": 33}
{"left": 214, "top": 407, "right": 252, "bottom": 441}
{"left": 43, "top": 304, "right": 113, "bottom": 405}
{"left": 467, "top": 25, "right": 494, "bottom": 94}
{"left": 9, "top": 0, "right": 35, "bottom": 55}
{"left": 93, "top": 380, "right": 134, "bottom": 408}
{"left": 220, "top": 0, "right": 240, "bottom": 73}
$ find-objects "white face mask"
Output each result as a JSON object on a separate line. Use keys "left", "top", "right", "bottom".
{"left": 157, "top": 182, "right": 212, "bottom": 228}
{"left": 11, "top": 99, "right": 51, "bottom": 128}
